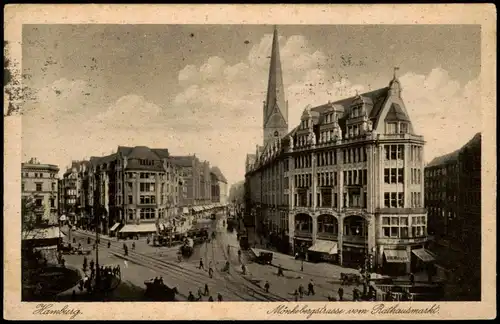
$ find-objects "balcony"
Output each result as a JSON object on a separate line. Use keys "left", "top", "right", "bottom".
{"left": 377, "top": 133, "right": 424, "bottom": 141}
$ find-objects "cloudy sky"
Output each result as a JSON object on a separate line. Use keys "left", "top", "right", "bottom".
{"left": 21, "top": 24, "right": 481, "bottom": 186}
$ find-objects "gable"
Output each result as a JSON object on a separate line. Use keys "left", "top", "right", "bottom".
{"left": 385, "top": 103, "right": 409, "bottom": 122}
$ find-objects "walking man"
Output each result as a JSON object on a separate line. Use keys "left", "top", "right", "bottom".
{"left": 264, "top": 281, "right": 270, "bottom": 293}
{"left": 217, "top": 293, "right": 223, "bottom": 301}
{"left": 204, "top": 283, "right": 210, "bottom": 296}
{"left": 338, "top": 287, "right": 344, "bottom": 301}
{"left": 199, "top": 258, "right": 205, "bottom": 270}
{"left": 308, "top": 280, "right": 315, "bottom": 296}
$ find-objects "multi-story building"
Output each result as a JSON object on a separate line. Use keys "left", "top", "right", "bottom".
{"left": 424, "top": 133, "right": 481, "bottom": 300}
{"left": 65, "top": 146, "right": 183, "bottom": 237}
{"left": 245, "top": 27, "right": 430, "bottom": 274}
{"left": 61, "top": 160, "right": 89, "bottom": 224}
{"left": 210, "top": 166, "right": 228, "bottom": 205}
{"left": 21, "top": 158, "right": 59, "bottom": 225}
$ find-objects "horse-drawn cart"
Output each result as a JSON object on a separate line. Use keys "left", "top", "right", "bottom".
{"left": 340, "top": 273, "right": 362, "bottom": 285}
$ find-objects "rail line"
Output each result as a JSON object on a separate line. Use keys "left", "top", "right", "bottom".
{"left": 70, "top": 230, "right": 258, "bottom": 301}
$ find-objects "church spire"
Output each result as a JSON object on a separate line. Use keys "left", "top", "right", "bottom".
{"left": 264, "top": 25, "right": 287, "bottom": 123}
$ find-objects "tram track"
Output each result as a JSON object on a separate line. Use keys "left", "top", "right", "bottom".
{"left": 70, "top": 229, "right": 256, "bottom": 301}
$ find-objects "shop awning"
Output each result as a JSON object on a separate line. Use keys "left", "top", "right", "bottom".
{"left": 119, "top": 223, "right": 157, "bottom": 233}
{"left": 23, "top": 226, "right": 64, "bottom": 240}
{"left": 182, "top": 207, "right": 189, "bottom": 214}
{"left": 308, "top": 240, "right": 338, "bottom": 255}
{"left": 110, "top": 223, "right": 121, "bottom": 232}
{"left": 384, "top": 250, "right": 409, "bottom": 263}
{"left": 412, "top": 248, "right": 436, "bottom": 262}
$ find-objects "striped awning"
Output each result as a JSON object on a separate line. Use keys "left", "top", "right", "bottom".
{"left": 384, "top": 250, "right": 409, "bottom": 263}
{"left": 412, "top": 248, "right": 436, "bottom": 262}
{"left": 308, "top": 240, "right": 338, "bottom": 255}
{"left": 119, "top": 223, "right": 157, "bottom": 233}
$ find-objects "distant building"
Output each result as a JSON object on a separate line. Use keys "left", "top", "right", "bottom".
{"left": 424, "top": 133, "right": 481, "bottom": 300}
{"left": 210, "top": 166, "right": 228, "bottom": 205}
{"left": 21, "top": 158, "right": 59, "bottom": 225}
{"left": 61, "top": 160, "right": 89, "bottom": 224}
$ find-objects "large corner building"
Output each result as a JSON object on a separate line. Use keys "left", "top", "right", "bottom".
{"left": 244, "top": 27, "right": 430, "bottom": 274}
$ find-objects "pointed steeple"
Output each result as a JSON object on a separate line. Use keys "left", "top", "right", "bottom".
{"left": 264, "top": 25, "right": 287, "bottom": 123}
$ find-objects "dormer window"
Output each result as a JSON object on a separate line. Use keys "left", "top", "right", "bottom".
{"left": 351, "top": 105, "right": 362, "bottom": 118}
{"left": 399, "top": 123, "right": 408, "bottom": 134}
{"left": 386, "top": 122, "right": 397, "bottom": 134}
{"left": 274, "top": 131, "right": 279, "bottom": 137}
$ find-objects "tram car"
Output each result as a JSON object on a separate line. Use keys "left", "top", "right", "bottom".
{"left": 180, "top": 238, "right": 194, "bottom": 257}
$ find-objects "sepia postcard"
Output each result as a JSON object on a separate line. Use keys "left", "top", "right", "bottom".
{"left": 3, "top": 3, "right": 497, "bottom": 321}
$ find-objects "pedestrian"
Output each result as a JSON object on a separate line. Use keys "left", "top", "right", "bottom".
{"left": 298, "top": 284, "right": 304, "bottom": 298}
{"left": 159, "top": 277, "right": 164, "bottom": 285}
{"left": 90, "top": 259, "right": 95, "bottom": 270}
{"left": 204, "top": 283, "right": 210, "bottom": 296}
{"left": 188, "top": 291, "right": 196, "bottom": 301}
{"left": 217, "top": 293, "right": 223, "bottom": 301}
{"left": 208, "top": 296, "right": 214, "bottom": 302}
{"left": 198, "top": 287, "right": 203, "bottom": 299}
{"left": 293, "top": 289, "right": 299, "bottom": 301}
{"left": 132, "top": 242, "right": 136, "bottom": 250}
{"left": 409, "top": 272, "right": 415, "bottom": 286}
{"left": 108, "top": 241, "right": 111, "bottom": 248}
{"left": 199, "top": 258, "right": 205, "bottom": 270}
{"left": 264, "top": 281, "right": 270, "bottom": 293}
{"left": 208, "top": 267, "right": 213, "bottom": 278}
{"left": 338, "top": 287, "right": 344, "bottom": 301}
{"left": 73, "top": 237, "right": 76, "bottom": 244}
{"left": 307, "top": 280, "right": 315, "bottom": 296}
{"left": 353, "top": 287, "right": 360, "bottom": 301}
{"left": 277, "top": 265, "right": 284, "bottom": 277}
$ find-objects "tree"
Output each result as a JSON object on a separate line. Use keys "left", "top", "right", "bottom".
{"left": 21, "top": 195, "right": 47, "bottom": 241}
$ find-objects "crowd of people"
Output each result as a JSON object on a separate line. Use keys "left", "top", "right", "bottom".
{"left": 187, "top": 284, "right": 223, "bottom": 302}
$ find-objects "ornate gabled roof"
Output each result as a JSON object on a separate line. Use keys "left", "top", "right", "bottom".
{"left": 385, "top": 103, "right": 409, "bottom": 121}
{"left": 311, "top": 87, "right": 389, "bottom": 122}
{"left": 127, "top": 146, "right": 161, "bottom": 160}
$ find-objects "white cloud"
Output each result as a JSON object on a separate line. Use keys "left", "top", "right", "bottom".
{"left": 399, "top": 68, "right": 481, "bottom": 162}
{"left": 95, "top": 94, "right": 162, "bottom": 128}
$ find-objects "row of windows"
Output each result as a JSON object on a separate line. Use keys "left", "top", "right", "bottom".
{"left": 23, "top": 182, "right": 57, "bottom": 192}
{"left": 384, "top": 168, "right": 404, "bottom": 184}
{"left": 343, "top": 147, "right": 367, "bottom": 164}
{"left": 381, "top": 226, "right": 426, "bottom": 238}
{"left": 384, "top": 192, "right": 404, "bottom": 208}
{"left": 384, "top": 145, "right": 404, "bottom": 161}
{"left": 410, "top": 192, "right": 422, "bottom": 208}
{"left": 23, "top": 172, "right": 56, "bottom": 178}
{"left": 410, "top": 145, "right": 423, "bottom": 162}
{"left": 343, "top": 169, "right": 368, "bottom": 186}
{"left": 139, "top": 159, "right": 155, "bottom": 166}
{"left": 385, "top": 121, "right": 409, "bottom": 134}
{"left": 140, "top": 182, "right": 156, "bottom": 192}
{"left": 294, "top": 155, "right": 312, "bottom": 169}
{"left": 317, "top": 150, "right": 338, "bottom": 166}
{"left": 411, "top": 168, "right": 422, "bottom": 184}
{"left": 295, "top": 174, "right": 312, "bottom": 188}
{"left": 317, "top": 172, "right": 338, "bottom": 187}
{"left": 381, "top": 215, "right": 426, "bottom": 238}
{"left": 346, "top": 123, "right": 363, "bottom": 138}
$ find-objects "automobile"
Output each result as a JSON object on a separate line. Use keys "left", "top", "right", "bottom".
{"left": 255, "top": 251, "right": 273, "bottom": 265}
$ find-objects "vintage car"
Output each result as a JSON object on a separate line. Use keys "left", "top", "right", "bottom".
{"left": 255, "top": 251, "right": 273, "bottom": 265}
{"left": 144, "top": 279, "right": 179, "bottom": 301}
{"left": 180, "top": 238, "right": 194, "bottom": 257}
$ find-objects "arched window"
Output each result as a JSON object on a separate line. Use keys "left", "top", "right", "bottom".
{"left": 274, "top": 130, "right": 279, "bottom": 137}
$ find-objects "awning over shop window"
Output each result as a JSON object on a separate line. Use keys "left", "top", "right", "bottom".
{"left": 110, "top": 223, "right": 121, "bottom": 232}
{"left": 384, "top": 250, "right": 409, "bottom": 263}
{"left": 308, "top": 240, "right": 338, "bottom": 255}
{"left": 182, "top": 207, "right": 189, "bottom": 214}
{"left": 412, "top": 248, "right": 436, "bottom": 262}
{"left": 119, "top": 223, "right": 157, "bottom": 233}
{"left": 23, "top": 226, "right": 63, "bottom": 240}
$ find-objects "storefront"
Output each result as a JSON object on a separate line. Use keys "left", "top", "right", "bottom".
{"left": 118, "top": 223, "right": 157, "bottom": 239}
{"left": 411, "top": 247, "right": 436, "bottom": 275}
{"left": 293, "top": 237, "right": 313, "bottom": 259}
{"left": 342, "top": 245, "right": 367, "bottom": 268}
{"left": 308, "top": 239, "right": 339, "bottom": 263}
{"left": 382, "top": 249, "right": 409, "bottom": 276}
